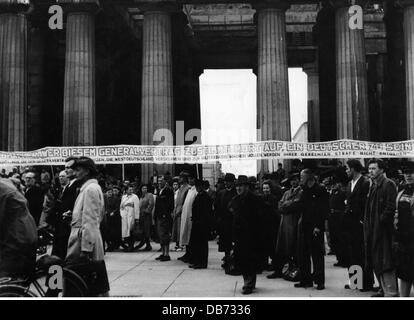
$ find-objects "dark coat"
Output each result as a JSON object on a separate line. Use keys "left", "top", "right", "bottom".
{"left": 52, "top": 179, "right": 82, "bottom": 258}
{"left": 55, "top": 180, "right": 82, "bottom": 235}
{"left": 231, "top": 191, "right": 265, "bottom": 273}
{"left": 25, "top": 185, "right": 44, "bottom": 226}
{"left": 261, "top": 193, "right": 281, "bottom": 256}
{"left": 154, "top": 186, "right": 174, "bottom": 219}
{"left": 191, "top": 191, "right": 212, "bottom": 240}
{"left": 214, "top": 187, "right": 237, "bottom": 252}
{"left": 344, "top": 176, "right": 370, "bottom": 227}
{"left": 0, "top": 179, "right": 37, "bottom": 277}
{"left": 297, "top": 183, "right": 329, "bottom": 232}
{"left": 104, "top": 194, "right": 122, "bottom": 242}
{"left": 364, "top": 174, "right": 397, "bottom": 274}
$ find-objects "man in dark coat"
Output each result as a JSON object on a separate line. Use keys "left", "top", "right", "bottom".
{"left": 214, "top": 173, "right": 237, "bottom": 267}
{"left": 24, "top": 171, "right": 44, "bottom": 226}
{"left": 188, "top": 179, "right": 212, "bottom": 269}
{"left": 231, "top": 175, "right": 265, "bottom": 295}
{"left": 294, "top": 169, "right": 329, "bottom": 290}
{"left": 364, "top": 159, "right": 398, "bottom": 297}
{"left": 261, "top": 179, "right": 281, "bottom": 271}
{"left": 105, "top": 186, "right": 122, "bottom": 251}
{"left": 202, "top": 180, "right": 216, "bottom": 240}
{"left": 343, "top": 159, "right": 374, "bottom": 291}
{"left": 51, "top": 158, "right": 83, "bottom": 259}
{"left": 328, "top": 181, "right": 348, "bottom": 267}
{"left": 154, "top": 175, "right": 175, "bottom": 261}
{"left": 0, "top": 178, "right": 37, "bottom": 278}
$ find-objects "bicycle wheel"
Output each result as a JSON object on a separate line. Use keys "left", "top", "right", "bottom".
{"left": 0, "top": 285, "right": 38, "bottom": 297}
{"left": 62, "top": 269, "right": 89, "bottom": 297}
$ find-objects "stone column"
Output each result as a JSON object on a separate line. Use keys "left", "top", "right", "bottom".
{"left": 334, "top": 0, "right": 370, "bottom": 140}
{"left": 303, "top": 62, "right": 320, "bottom": 142}
{"left": 0, "top": 1, "right": 30, "bottom": 151}
{"left": 402, "top": 0, "right": 414, "bottom": 139}
{"left": 60, "top": 0, "right": 99, "bottom": 146}
{"left": 254, "top": 0, "right": 291, "bottom": 173}
{"left": 140, "top": 3, "right": 178, "bottom": 183}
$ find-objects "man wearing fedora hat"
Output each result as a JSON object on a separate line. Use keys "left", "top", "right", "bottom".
{"left": 214, "top": 173, "right": 237, "bottom": 267}
{"left": 231, "top": 175, "right": 265, "bottom": 294}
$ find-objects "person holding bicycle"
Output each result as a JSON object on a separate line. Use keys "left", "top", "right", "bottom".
{"left": 0, "top": 178, "right": 37, "bottom": 278}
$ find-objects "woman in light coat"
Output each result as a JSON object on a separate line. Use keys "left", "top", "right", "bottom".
{"left": 120, "top": 185, "right": 140, "bottom": 251}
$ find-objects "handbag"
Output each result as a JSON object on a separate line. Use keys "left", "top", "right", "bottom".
{"left": 64, "top": 257, "right": 110, "bottom": 296}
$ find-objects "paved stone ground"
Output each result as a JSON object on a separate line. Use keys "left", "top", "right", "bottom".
{"left": 105, "top": 241, "right": 374, "bottom": 298}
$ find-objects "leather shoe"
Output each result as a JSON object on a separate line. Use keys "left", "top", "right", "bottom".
{"left": 241, "top": 288, "right": 253, "bottom": 295}
{"left": 316, "top": 284, "right": 325, "bottom": 290}
{"left": 143, "top": 245, "right": 152, "bottom": 251}
{"left": 190, "top": 264, "right": 207, "bottom": 269}
{"left": 155, "top": 254, "right": 164, "bottom": 260}
{"left": 177, "top": 255, "right": 188, "bottom": 261}
{"left": 159, "top": 255, "right": 171, "bottom": 262}
{"left": 294, "top": 282, "right": 313, "bottom": 288}
{"left": 344, "top": 284, "right": 351, "bottom": 289}
{"left": 267, "top": 272, "right": 283, "bottom": 279}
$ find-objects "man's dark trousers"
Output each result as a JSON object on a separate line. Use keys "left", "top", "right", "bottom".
{"left": 299, "top": 227, "right": 325, "bottom": 285}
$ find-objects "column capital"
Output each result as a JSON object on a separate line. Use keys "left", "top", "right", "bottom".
{"left": 331, "top": 0, "right": 368, "bottom": 9}
{"left": 57, "top": 0, "right": 100, "bottom": 14}
{"left": 252, "top": 0, "right": 290, "bottom": 12}
{"left": 0, "top": 0, "right": 31, "bottom": 14}
{"left": 138, "top": 0, "right": 181, "bottom": 14}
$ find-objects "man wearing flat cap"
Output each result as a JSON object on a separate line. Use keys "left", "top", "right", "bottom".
{"left": 214, "top": 173, "right": 237, "bottom": 267}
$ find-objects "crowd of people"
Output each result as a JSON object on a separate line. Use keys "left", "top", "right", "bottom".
{"left": 1, "top": 157, "right": 414, "bottom": 297}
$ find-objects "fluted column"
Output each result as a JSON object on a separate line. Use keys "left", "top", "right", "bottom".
{"left": 254, "top": 0, "right": 291, "bottom": 173}
{"left": 334, "top": 0, "right": 369, "bottom": 140}
{"left": 402, "top": 0, "right": 414, "bottom": 139}
{"left": 0, "top": 1, "right": 30, "bottom": 151}
{"left": 303, "top": 62, "right": 320, "bottom": 142}
{"left": 60, "top": 0, "right": 99, "bottom": 146}
{"left": 140, "top": 3, "right": 178, "bottom": 183}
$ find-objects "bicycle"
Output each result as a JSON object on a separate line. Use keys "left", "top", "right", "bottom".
{"left": 0, "top": 230, "right": 89, "bottom": 297}
{"left": 0, "top": 254, "right": 91, "bottom": 297}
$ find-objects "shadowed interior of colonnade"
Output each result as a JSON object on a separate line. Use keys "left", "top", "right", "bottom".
{"left": 0, "top": 0, "right": 408, "bottom": 182}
